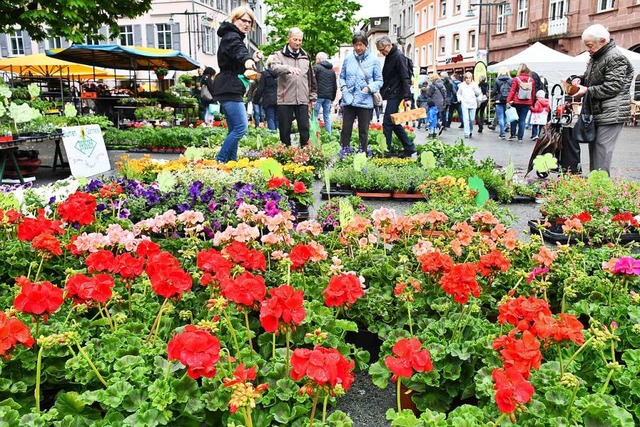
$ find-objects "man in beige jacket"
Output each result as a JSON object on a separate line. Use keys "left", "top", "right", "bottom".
{"left": 270, "top": 27, "right": 318, "bottom": 146}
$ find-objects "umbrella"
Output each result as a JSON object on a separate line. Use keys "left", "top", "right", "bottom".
{"left": 46, "top": 45, "right": 200, "bottom": 71}
{"left": 0, "top": 53, "right": 113, "bottom": 77}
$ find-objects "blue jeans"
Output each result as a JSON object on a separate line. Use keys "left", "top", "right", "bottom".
{"left": 264, "top": 106, "right": 278, "bottom": 130}
{"left": 383, "top": 98, "right": 415, "bottom": 153}
{"left": 462, "top": 107, "right": 476, "bottom": 137}
{"left": 315, "top": 98, "right": 332, "bottom": 134}
{"left": 253, "top": 103, "right": 263, "bottom": 128}
{"left": 495, "top": 103, "right": 507, "bottom": 137}
{"left": 510, "top": 104, "right": 531, "bottom": 140}
{"left": 217, "top": 101, "right": 248, "bottom": 163}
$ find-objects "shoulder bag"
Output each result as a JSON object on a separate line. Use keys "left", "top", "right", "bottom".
{"left": 572, "top": 92, "right": 596, "bottom": 144}
{"left": 355, "top": 59, "right": 383, "bottom": 107}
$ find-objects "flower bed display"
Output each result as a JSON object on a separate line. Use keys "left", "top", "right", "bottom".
{"left": 1, "top": 165, "right": 639, "bottom": 426}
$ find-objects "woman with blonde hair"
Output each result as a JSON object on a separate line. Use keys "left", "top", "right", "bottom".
{"left": 211, "top": 6, "right": 262, "bottom": 162}
{"left": 456, "top": 72, "right": 481, "bottom": 138}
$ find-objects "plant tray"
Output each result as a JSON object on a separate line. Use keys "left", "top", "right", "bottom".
{"left": 320, "top": 187, "right": 354, "bottom": 200}
{"left": 391, "top": 191, "right": 425, "bottom": 200}
{"left": 354, "top": 191, "right": 392, "bottom": 199}
{"left": 527, "top": 219, "right": 640, "bottom": 245}
{"left": 508, "top": 194, "right": 537, "bottom": 204}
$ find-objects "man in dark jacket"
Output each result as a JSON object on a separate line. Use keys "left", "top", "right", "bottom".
{"left": 254, "top": 57, "right": 279, "bottom": 131}
{"left": 314, "top": 52, "right": 337, "bottom": 134}
{"left": 571, "top": 24, "right": 633, "bottom": 175}
{"left": 375, "top": 36, "right": 416, "bottom": 157}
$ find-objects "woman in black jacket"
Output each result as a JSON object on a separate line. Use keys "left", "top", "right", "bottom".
{"left": 211, "top": 6, "right": 261, "bottom": 163}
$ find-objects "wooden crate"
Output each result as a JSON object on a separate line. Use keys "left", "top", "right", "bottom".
{"left": 391, "top": 108, "right": 426, "bottom": 125}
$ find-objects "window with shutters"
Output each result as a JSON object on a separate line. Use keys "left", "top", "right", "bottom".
{"left": 468, "top": 31, "right": 476, "bottom": 50}
{"left": 10, "top": 32, "right": 25, "bottom": 56}
{"left": 598, "top": 0, "right": 615, "bottom": 11}
{"left": 46, "top": 34, "right": 63, "bottom": 50}
{"left": 439, "top": 36, "right": 446, "bottom": 55}
{"left": 453, "top": 33, "right": 460, "bottom": 53}
{"left": 156, "top": 24, "right": 173, "bottom": 50}
{"left": 119, "top": 25, "right": 134, "bottom": 46}
{"left": 517, "top": 0, "right": 528, "bottom": 29}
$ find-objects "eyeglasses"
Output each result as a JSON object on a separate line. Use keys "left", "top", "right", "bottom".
{"left": 238, "top": 18, "right": 253, "bottom": 25}
{"left": 376, "top": 45, "right": 389, "bottom": 52}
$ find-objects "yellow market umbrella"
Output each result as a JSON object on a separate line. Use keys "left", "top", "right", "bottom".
{"left": 0, "top": 53, "right": 112, "bottom": 77}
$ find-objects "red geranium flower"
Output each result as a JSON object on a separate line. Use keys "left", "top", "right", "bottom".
{"left": 439, "top": 262, "right": 481, "bottom": 304}
{"left": 290, "top": 346, "right": 355, "bottom": 392}
{"left": 167, "top": 325, "right": 221, "bottom": 379}
{"left": 492, "top": 366, "right": 535, "bottom": 414}
{"left": 13, "top": 276, "right": 64, "bottom": 322}
{"left": 113, "top": 253, "right": 145, "bottom": 278}
{"left": 498, "top": 296, "right": 552, "bottom": 332}
{"left": 57, "top": 192, "right": 97, "bottom": 226}
{"left": 570, "top": 211, "right": 592, "bottom": 223}
{"left": 384, "top": 337, "right": 434, "bottom": 381}
{"left": 86, "top": 249, "right": 116, "bottom": 273}
{"left": 31, "top": 232, "right": 63, "bottom": 256}
{"left": 0, "top": 208, "right": 23, "bottom": 225}
{"left": 492, "top": 330, "right": 542, "bottom": 379}
{"left": 65, "top": 273, "right": 115, "bottom": 305}
{"left": 221, "top": 271, "right": 266, "bottom": 309}
{"left": 0, "top": 311, "right": 35, "bottom": 360}
{"left": 149, "top": 265, "right": 193, "bottom": 299}
{"left": 533, "top": 313, "right": 585, "bottom": 345}
{"left": 323, "top": 272, "right": 364, "bottom": 308}
{"left": 197, "top": 248, "right": 233, "bottom": 282}
{"left": 223, "top": 241, "right": 266, "bottom": 271}
{"left": 420, "top": 251, "right": 454, "bottom": 276}
{"left": 16, "top": 210, "right": 64, "bottom": 242}
{"left": 135, "top": 240, "right": 161, "bottom": 259}
{"left": 259, "top": 285, "right": 306, "bottom": 333}
{"left": 267, "top": 177, "right": 291, "bottom": 189}
{"left": 293, "top": 181, "right": 307, "bottom": 194}
{"left": 289, "top": 243, "right": 314, "bottom": 269}
{"left": 98, "top": 182, "right": 123, "bottom": 198}
{"left": 477, "top": 250, "right": 511, "bottom": 278}
{"left": 611, "top": 212, "right": 639, "bottom": 228}
{"left": 145, "top": 251, "right": 181, "bottom": 277}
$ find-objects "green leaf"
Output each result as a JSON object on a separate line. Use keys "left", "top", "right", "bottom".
{"left": 272, "top": 401, "right": 295, "bottom": 423}
{"left": 54, "top": 392, "right": 101, "bottom": 422}
{"left": 505, "top": 155, "right": 514, "bottom": 182}
{"left": 353, "top": 152, "right": 367, "bottom": 172}
{"left": 275, "top": 378, "right": 297, "bottom": 401}
{"left": 421, "top": 150, "right": 436, "bottom": 170}
{"left": 258, "top": 158, "right": 283, "bottom": 178}
{"left": 101, "top": 380, "right": 134, "bottom": 408}
{"left": 183, "top": 147, "right": 204, "bottom": 161}
{"left": 339, "top": 197, "right": 355, "bottom": 229}
{"left": 467, "top": 176, "right": 489, "bottom": 206}
{"left": 368, "top": 360, "right": 392, "bottom": 389}
{"left": 532, "top": 153, "right": 558, "bottom": 173}
{"left": 324, "top": 168, "right": 331, "bottom": 198}
{"left": 326, "top": 410, "right": 354, "bottom": 427}
{"left": 156, "top": 170, "right": 177, "bottom": 192}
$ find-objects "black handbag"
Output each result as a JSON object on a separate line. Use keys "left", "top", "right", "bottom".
{"left": 572, "top": 92, "right": 596, "bottom": 144}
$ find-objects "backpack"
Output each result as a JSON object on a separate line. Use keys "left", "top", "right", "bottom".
{"left": 498, "top": 79, "right": 511, "bottom": 103}
{"left": 201, "top": 81, "right": 213, "bottom": 102}
{"left": 450, "top": 79, "right": 459, "bottom": 103}
{"left": 405, "top": 56, "right": 416, "bottom": 79}
{"left": 516, "top": 77, "right": 532, "bottom": 100}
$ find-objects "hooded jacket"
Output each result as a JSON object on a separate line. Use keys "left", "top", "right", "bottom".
{"left": 530, "top": 97, "right": 550, "bottom": 114}
{"left": 339, "top": 49, "right": 383, "bottom": 109}
{"left": 580, "top": 40, "right": 634, "bottom": 125}
{"left": 211, "top": 22, "right": 252, "bottom": 102}
{"left": 270, "top": 45, "right": 317, "bottom": 105}
{"left": 380, "top": 44, "right": 412, "bottom": 101}
{"left": 492, "top": 75, "right": 512, "bottom": 105}
{"left": 506, "top": 73, "right": 535, "bottom": 106}
{"left": 426, "top": 78, "right": 447, "bottom": 111}
{"left": 314, "top": 61, "right": 338, "bottom": 101}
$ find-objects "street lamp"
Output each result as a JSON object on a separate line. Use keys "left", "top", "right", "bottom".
{"left": 466, "top": 1, "right": 512, "bottom": 65}
{"left": 169, "top": 10, "right": 208, "bottom": 59}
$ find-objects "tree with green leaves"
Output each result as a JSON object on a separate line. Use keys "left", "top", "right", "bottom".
{"left": 0, "top": 0, "right": 153, "bottom": 42}
{"left": 263, "top": 0, "right": 361, "bottom": 59}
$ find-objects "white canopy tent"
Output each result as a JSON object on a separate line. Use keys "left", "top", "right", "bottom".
{"left": 487, "top": 42, "right": 583, "bottom": 87}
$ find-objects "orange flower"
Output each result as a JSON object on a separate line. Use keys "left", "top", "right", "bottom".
{"left": 532, "top": 246, "right": 558, "bottom": 267}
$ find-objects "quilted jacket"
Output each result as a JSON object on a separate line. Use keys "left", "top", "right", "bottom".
{"left": 580, "top": 40, "right": 634, "bottom": 125}
{"left": 339, "top": 49, "right": 383, "bottom": 109}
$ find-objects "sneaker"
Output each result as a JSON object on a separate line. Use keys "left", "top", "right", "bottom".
{"left": 499, "top": 135, "right": 506, "bottom": 140}
{"left": 458, "top": 124, "right": 464, "bottom": 129}
{"left": 478, "top": 129, "right": 483, "bottom": 133}
{"left": 508, "top": 135, "right": 516, "bottom": 140}
{"left": 488, "top": 125, "right": 496, "bottom": 130}
{"left": 532, "top": 136, "right": 538, "bottom": 141}
{"left": 464, "top": 134, "right": 471, "bottom": 139}
{"left": 517, "top": 139, "right": 523, "bottom": 143}
{"left": 469, "top": 133, "right": 473, "bottom": 138}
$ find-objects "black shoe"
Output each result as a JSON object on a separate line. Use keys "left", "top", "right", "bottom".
{"left": 508, "top": 135, "right": 516, "bottom": 140}
{"left": 458, "top": 124, "right": 464, "bottom": 128}
{"left": 401, "top": 149, "right": 417, "bottom": 158}
{"left": 478, "top": 129, "right": 483, "bottom": 133}
{"left": 488, "top": 125, "right": 495, "bottom": 130}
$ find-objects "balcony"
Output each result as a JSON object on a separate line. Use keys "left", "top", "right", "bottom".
{"left": 528, "top": 17, "right": 568, "bottom": 43}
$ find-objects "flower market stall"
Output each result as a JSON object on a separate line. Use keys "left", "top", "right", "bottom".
{"left": 1, "top": 122, "right": 640, "bottom": 426}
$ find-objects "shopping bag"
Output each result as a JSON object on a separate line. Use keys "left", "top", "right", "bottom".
{"left": 505, "top": 106, "right": 519, "bottom": 123}
{"left": 309, "top": 110, "right": 321, "bottom": 146}
{"left": 390, "top": 107, "right": 426, "bottom": 125}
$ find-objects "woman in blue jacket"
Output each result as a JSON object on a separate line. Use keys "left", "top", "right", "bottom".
{"left": 339, "top": 32, "right": 383, "bottom": 152}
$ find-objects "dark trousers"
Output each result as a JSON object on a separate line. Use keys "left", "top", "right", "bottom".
{"left": 476, "top": 101, "right": 488, "bottom": 131}
{"left": 340, "top": 106, "right": 373, "bottom": 151}
{"left": 446, "top": 102, "right": 461, "bottom": 127}
{"left": 277, "top": 104, "right": 310, "bottom": 146}
{"left": 383, "top": 98, "right": 415, "bottom": 153}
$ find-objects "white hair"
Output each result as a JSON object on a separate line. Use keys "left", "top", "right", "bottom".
{"left": 440, "top": 71, "right": 449, "bottom": 78}
{"left": 582, "top": 24, "right": 610, "bottom": 43}
{"left": 316, "top": 52, "right": 328, "bottom": 62}
{"left": 288, "top": 27, "right": 303, "bottom": 37}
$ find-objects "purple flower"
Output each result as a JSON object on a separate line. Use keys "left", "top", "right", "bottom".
{"left": 85, "top": 179, "right": 104, "bottom": 192}
{"left": 119, "top": 209, "right": 130, "bottom": 219}
{"left": 189, "top": 181, "right": 203, "bottom": 200}
{"left": 264, "top": 200, "right": 280, "bottom": 217}
{"left": 176, "top": 202, "right": 191, "bottom": 213}
{"left": 613, "top": 257, "right": 640, "bottom": 275}
{"left": 200, "top": 187, "right": 214, "bottom": 203}
{"left": 208, "top": 202, "right": 218, "bottom": 212}
{"left": 96, "top": 203, "right": 107, "bottom": 212}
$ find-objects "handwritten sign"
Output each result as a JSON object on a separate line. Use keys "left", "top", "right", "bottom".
{"left": 61, "top": 125, "right": 111, "bottom": 177}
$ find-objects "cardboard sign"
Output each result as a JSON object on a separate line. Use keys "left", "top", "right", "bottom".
{"left": 61, "top": 125, "right": 111, "bottom": 177}
{"left": 81, "top": 92, "right": 98, "bottom": 99}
